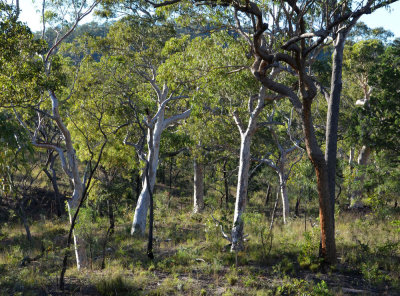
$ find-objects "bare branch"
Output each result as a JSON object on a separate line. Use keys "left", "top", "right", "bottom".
{"left": 151, "top": 95, "right": 188, "bottom": 126}
{"left": 45, "top": 1, "right": 100, "bottom": 63}
{"left": 232, "top": 110, "right": 244, "bottom": 134}
{"left": 163, "top": 109, "right": 191, "bottom": 129}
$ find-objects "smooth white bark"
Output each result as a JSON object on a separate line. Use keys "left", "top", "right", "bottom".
{"left": 131, "top": 85, "right": 191, "bottom": 235}
{"left": 21, "top": 92, "right": 88, "bottom": 269}
{"left": 231, "top": 89, "right": 265, "bottom": 251}
{"left": 278, "top": 170, "right": 289, "bottom": 224}
{"left": 131, "top": 108, "right": 164, "bottom": 235}
{"left": 49, "top": 92, "right": 87, "bottom": 270}
{"left": 67, "top": 200, "right": 87, "bottom": 270}
{"left": 231, "top": 132, "right": 252, "bottom": 251}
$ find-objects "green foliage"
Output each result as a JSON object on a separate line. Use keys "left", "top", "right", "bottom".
{"left": 275, "top": 278, "right": 333, "bottom": 296}
{"left": 1, "top": 2, "right": 400, "bottom": 295}
{"left": 297, "top": 228, "right": 321, "bottom": 270}
{"left": 360, "top": 262, "right": 390, "bottom": 285}
{"left": 349, "top": 39, "right": 400, "bottom": 153}
{"left": 0, "top": 4, "right": 48, "bottom": 106}
{"left": 225, "top": 267, "right": 238, "bottom": 285}
{"left": 272, "top": 257, "right": 295, "bottom": 276}
{"left": 0, "top": 111, "right": 33, "bottom": 197}
{"left": 312, "top": 280, "right": 332, "bottom": 296}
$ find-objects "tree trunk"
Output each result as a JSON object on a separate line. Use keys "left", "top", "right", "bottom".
{"left": 350, "top": 145, "right": 371, "bottom": 208}
{"left": 231, "top": 132, "right": 252, "bottom": 251}
{"left": 131, "top": 110, "right": 164, "bottom": 235}
{"left": 49, "top": 91, "right": 88, "bottom": 270}
{"left": 348, "top": 147, "right": 355, "bottom": 205}
{"left": 67, "top": 198, "right": 87, "bottom": 270}
{"left": 303, "top": 99, "right": 336, "bottom": 264}
{"left": 265, "top": 183, "right": 271, "bottom": 206}
{"left": 193, "top": 158, "right": 204, "bottom": 213}
{"left": 295, "top": 195, "right": 300, "bottom": 217}
{"left": 146, "top": 164, "right": 154, "bottom": 259}
{"left": 19, "top": 200, "right": 32, "bottom": 243}
{"left": 278, "top": 171, "right": 289, "bottom": 224}
{"left": 135, "top": 172, "right": 141, "bottom": 203}
{"left": 325, "top": 31, "right": 346, "bottom": 219}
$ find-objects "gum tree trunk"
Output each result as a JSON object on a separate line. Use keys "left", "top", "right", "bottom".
{"left": 231, "top": 132, "right": 252, "bottom": 251}
{"left": 67, "top": 196, "right": 87, "bottom": 270}
{"left": 303, "top": 99, "right": 336, "bottom": 264}
{"left": 29, "top": 91, "right": 89, "bottom": 270}
{"left": 193, "top": 158, "right": 204, "bottom": 213}
{"left": 48, "top": 91, "right": 87, "bottom": 270}
{"left": 130, "top": 85, "right": 191, "bottom": 235}
{"left": 231, "top": 91, "right": 265, "bottom": 251}
{"left": 131, "top": 110, "right": 164, "bottom": 235}
{"left": 278, "top": 170, "right": 289, "bottom": 225}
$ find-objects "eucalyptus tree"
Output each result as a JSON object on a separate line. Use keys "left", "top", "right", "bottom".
{"left": 142, "top": 0, "right": 399, "bottom": 263}
{"left": 254, "top": 107, "right": 303, "bottom": 224}
{"left": 94, "top": 17, "right": 192, "bottom": 235}
{"left": 161, "top": 32, "right": 275, "bottom": 250}
{"left": 1, "top": 0, "right": 101, "bottom": 270}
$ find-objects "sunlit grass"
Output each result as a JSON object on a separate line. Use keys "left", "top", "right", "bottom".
{"left": 0, "top": 190, "right": 399, "bottom": 295}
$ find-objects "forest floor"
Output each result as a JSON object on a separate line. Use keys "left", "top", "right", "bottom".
{"left": 0, "top": 190, "right": 399, "bottom": 295}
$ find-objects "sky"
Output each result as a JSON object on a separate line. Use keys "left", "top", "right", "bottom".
{"left": 18, "top": 0, "right": 400, "bottom": 39}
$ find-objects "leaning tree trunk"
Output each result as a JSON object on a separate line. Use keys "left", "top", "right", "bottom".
{"left": 131, "top": 111, "right": 164, "bottom": 235}
{"left": 193, "top": 158, "right": 204, "bottom": 213}
{"left": 50, "top": 91, "right": 88, "bottom": 270}
{"left": 231, "top": 132, "right": 252, "bottom": 251}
